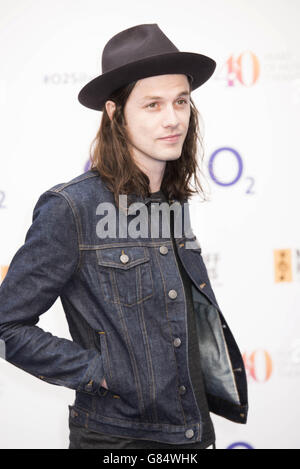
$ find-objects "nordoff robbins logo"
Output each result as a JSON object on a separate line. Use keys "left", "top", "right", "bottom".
{"left": 95, "top": 195, "right": 200, "bottom": 250}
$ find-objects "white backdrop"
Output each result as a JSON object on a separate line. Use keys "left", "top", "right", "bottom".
{"left": 0, "top": 0, "right": 299, "bottom": 449}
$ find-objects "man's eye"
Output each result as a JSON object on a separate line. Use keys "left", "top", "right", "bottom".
{"left": 146, "top": 99, "right": 188, "bottom": 109}
{"left": 147, "top": 102, "right": 158, "bottom": 108}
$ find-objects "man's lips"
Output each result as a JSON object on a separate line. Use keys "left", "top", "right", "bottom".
{"left": 159, "top": 134, "right": 181, "bottom": 142}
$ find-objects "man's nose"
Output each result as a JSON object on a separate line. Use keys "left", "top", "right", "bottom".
{"left": 162, "top": 104, "right": 180, "bottom": 127}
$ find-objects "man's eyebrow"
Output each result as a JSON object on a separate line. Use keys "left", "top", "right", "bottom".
{"left": 140, "top": 90, "right": 190, "bottom": 101}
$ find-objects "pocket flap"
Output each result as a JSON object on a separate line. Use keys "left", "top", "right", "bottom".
{"left": 96, "top": 245, "right": 150, "bottom": 270}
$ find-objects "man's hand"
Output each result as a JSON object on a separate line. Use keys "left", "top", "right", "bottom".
{"left": 101, "top": 377, "right": 108, "bottom": 389}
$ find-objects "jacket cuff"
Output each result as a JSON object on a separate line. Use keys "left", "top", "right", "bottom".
{"left": 77, "top": 353, "right": 104, "bottom": 395}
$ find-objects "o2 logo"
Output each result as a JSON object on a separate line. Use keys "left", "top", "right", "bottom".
{"left": 208, "top": 147, "right": 255, "bottom": 195}
{"left": 227, "top": 441, "right": 254, "bottom": 449}
{"left": 84, "top": 148, "right": 255, "bottom": 195}
{"left": 243, "top": 349, "right": 273, "bottom": 383}
{"left": 0, "top": 190, "right": 6, "bottom": 209}
{"left": 216, "top": 51, "right": 260, "bottom": 87}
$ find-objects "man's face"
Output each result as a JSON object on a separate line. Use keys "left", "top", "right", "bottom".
{"left": 123, "top": 74, "right": 191, "bottom": 168}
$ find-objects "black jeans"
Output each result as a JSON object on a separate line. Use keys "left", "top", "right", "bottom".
{"left": 68, "top": 420, "right": 216, "bottom": 449}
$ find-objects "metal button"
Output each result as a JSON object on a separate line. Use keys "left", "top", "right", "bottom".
{"left": 173, "top": 337, "right": 181, "bottom": 347}
{"left": 179, "top": 385, "right": 186, "bottom": 395}
{"left": 120, "top": 254, "right": 129, "bottom": 264}
{"left": 159, "top": 246, "right": 168, "bottom": 255}
{"left": 168, "top": 289, "right": 177, "bottom": 299}
{"left": 185, "top": 429, "right": 194, "bottom": 439}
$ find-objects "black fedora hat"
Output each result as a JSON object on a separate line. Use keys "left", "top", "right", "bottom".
{"left": 78, "top": 23, "right": 216, "bottom": 112}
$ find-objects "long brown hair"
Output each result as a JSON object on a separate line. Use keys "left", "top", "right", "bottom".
{"left": 88, "top": 76, "right": 209, "bottom": 208}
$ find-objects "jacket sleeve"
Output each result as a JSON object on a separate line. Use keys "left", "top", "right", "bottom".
{"left": 0, "top": 190, "right": 104, "bottom": 395}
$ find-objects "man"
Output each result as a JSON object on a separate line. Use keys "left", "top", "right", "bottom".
{"left": 0, "top": 24, "right": 248, "bottom": 449}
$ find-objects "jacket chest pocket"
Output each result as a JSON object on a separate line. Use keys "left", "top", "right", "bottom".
{"left": 96, "top": 246, "right": 153, "bottom": 307}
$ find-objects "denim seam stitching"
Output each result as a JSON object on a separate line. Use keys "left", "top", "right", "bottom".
{"left": 46, "top": 190, "right": 83, "bottom": 274}
{"left": 78, "top": 353, "right": 102, "bottom": 394}
{"left": 80, "top": 242, "right": 174, "bottom": 250}
{"left": 116, "top": 300, "right": 146, "bottom": 418}
{"left": 153, "top": 245, "right": 185, "bottom": 422}
{"left": 72, "top": 404, "right": 202, "bottom": 429}
{"left": 137, "top": 287, "right": 158, "bottom": 423}
{"left": 50, "top": 172, "right": 99, "bottom": 192}
{"left": 43, "top": 190, "right": 81, "bottom": 276}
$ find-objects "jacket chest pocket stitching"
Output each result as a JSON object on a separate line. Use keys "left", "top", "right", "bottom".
{"left": 96, "top": 246, "right": 153, "bottom": 307}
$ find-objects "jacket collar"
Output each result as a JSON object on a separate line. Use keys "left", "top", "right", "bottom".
{"left": 127, "top": 193, "right": 180, "bottom": 206}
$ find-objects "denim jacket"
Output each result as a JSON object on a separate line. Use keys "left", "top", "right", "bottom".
{"left": 0, "top": 169, "right": 248, "bottom": 445}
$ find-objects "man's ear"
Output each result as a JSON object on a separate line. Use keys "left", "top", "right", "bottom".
{"left": 105, "top": 100, "right": 116, "bottom": 121}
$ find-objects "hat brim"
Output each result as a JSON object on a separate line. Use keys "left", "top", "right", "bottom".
{"left": 78, "top": 52, "right": 216, "bottom": 111}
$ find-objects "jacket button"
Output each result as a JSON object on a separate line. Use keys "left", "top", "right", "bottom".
{"left": 173, "top": 337, "right": 181, "bottom": 347}
{"left": 120, "top": 254, "right": 129, "bottom": 264}
{"left": 159, "top": 246, "right": 168, "bottom": 255}
{"left": 168, "top": 289, "right": 177, "bottom": 299}
{"left": 185, "top": 429, "right": 194, "bottom": 439}
{"left": 179, "top": 385, "right": 186, "bottom": 395}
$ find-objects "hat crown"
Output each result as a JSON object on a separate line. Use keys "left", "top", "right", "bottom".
{"left": 102, "top": 23, "right": 179, "bottom": 73}
{"left": 78, "top": 23, "right": 216, "bottom": 111}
